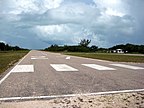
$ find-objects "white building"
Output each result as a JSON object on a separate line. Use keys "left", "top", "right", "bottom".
{"left": 116, "top": 49, "right": 124, "bottom": 53}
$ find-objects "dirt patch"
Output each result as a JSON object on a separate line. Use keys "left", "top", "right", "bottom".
{"left": 0, "top": 92, "right": 144, "bottom": 108}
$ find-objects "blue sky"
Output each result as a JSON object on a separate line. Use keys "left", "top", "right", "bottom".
{"left": 0, "top": 0, "right": 144, "bottom": 49}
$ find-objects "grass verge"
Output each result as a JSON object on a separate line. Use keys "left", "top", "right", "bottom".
{"left": 0, "top": 51, "right": 29, "bottom": 75}
{"left": 64, "top": 52, "right": 144, "bottom": 63}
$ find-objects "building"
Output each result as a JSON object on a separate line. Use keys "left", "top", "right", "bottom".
{"left": 115, "top": 49, "right": 124, "bottom": 53}
{"left": 110, "top": 49, "right": 125, "bottom": 53}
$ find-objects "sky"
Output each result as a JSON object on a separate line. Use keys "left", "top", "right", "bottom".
{"left": 0, "top": 0, "right": 144, "bottom": 49}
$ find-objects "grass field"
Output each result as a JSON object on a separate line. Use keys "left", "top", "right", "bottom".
{"left": 64, "top": 52, "right": 144, "bottom": 63}
{"left": 0, "top": 51, "right": 29, "bottom": 75}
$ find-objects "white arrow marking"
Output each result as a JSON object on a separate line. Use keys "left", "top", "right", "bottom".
{"left": 66, "top": 56, "right": 71, "bottom": 59}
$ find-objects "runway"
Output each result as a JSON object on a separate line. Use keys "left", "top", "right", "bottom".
{"left": 0, "top": 50, "right": 144, "bottom": 101}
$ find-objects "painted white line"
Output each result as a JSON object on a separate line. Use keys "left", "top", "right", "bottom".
{"left": 0, "top": 88, "right": 144, "bottom": 101}
{"left": 50, "top": 64, "right": 78, "bottom": 71}
{"left": 43, "top": 53, "right": 47, "bottom": 56}
{"left": 41, "top": 52, "right": 47, "bottom": 56}
{"left": 0, "top": 72, "right": 11, "bottom": 85}
{"left": 31, "top": 56, "right": 46, "bottom": 58}
{"left": 110, "top": 64, "right": 144, "bottom": 70}
{"left": 31, "top": 58, "right": 48, "bottom": 60}
{"left": 31, "top": 56, "right": 48, "bottom": 60}
{"left": 82, "top": 64, "right": 116, "bottom": 70}
{"left": 96, "top": 60, "right": 110, "bottom": 62}
{"left": 0, "top": 52, "right": 30, "bottom": 84}
{"left": 66, "top": 56, "right": 71, "bottom": 60}
{"left": 10, "top": 65, "right": 34, "bottom": 73}
{"left": 66, "top": 55, "right": 111, "bottom": 63}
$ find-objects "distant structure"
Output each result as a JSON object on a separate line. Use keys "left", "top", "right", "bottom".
{"left": 109, "top": 49, "right": 127, "bottom": 53}
{"left": 113, "top": 49, "right": 124, "bottom": 53}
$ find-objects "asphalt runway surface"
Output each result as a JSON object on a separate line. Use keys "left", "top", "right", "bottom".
{"left": 0, "top": 50, "right": 144, "bottom": 100}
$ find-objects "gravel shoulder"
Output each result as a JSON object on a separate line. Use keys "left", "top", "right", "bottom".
{"left": 0, "top": 92, "right": 144, "bottom": 108}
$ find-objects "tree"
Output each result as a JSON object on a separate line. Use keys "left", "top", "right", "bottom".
{"left": 0, "top": 42, "right": 27, "bottom": 51}
{"left": 0, "top": 42, "right": 5, "bottom": 51}
{"left": 90, "top": 45, "right": 98, "bottom": 52}
{"left": 79, "top": 39, "right": 91, "bottom": 47}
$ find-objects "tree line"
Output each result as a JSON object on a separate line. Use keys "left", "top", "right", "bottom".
{"left": 1, "top": 40, "right": 143, "bottom": 53}
{"left": 0, "top": 42, "right": 27, "bottom": 51}
{"left": 44, "top": 39, "right": 98, "bottom": 52}
{"left": 44, "top": 39, "right": 144, "bottom": 54}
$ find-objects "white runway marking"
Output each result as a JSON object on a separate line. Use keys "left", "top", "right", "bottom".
{"left": 96, "top": 60, "right": 110, "bottom": 62}
{"left": 51, "top": 64, "right": 78, "bottom": 71}
{"left": 0, "top": 72, "right": 11, "bottom": 85}
{"left": 31, "top": 58, "right": 48, "bottom": 59}
{"left": 31, "top": 56, "right": 48, "bottom": 60}
{"left": 31, "top": 56, "right": 46, "bottom": 58}
{"left": 110, "top": 64, "right": 144, "bottom": 70}
{"left": 66, "top": 56, "right": 71, "bottom": 59}
{"left": 0, "top": 88, "right": 144, "bottom": 101}
{"left": 82, "top": 64, "right": 116, "bottom": 70}
{"left": 10, "top": 65, "right": 34, "bottom": 73}
{"left": 41, "top": 52, "right": 47, "bottom": 56}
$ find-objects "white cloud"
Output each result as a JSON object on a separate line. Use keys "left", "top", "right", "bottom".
{"left": 94, "top": 0, "right": 121, "bottom": 7}
{"left": 105, "top": 8, "right": 125, "bottom": 17}
{"left": 0, "top": 0, "right": 63, "bottom": 14}
{"left": 0, "top": 40, "right": 6, "bottom": 44}
{"left": 48, "top": 3, "right": 100, "bottom": 25}
{"left": 42, "top": 0, "right": 64, "bottom": 9}
{"left": 0, "top": 0, "right": 143, "bottom": 49}
{"left": 34, "top": 24, "right": 81, "bottom": 45}
{"left": 93, "top": 0, "right": 128, "bottom": 16}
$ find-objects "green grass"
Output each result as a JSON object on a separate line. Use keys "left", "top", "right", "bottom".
{"left": 0, "top": 51, "right": 29, "bottom": 74}
{"left": 64, "top": 52, "right": 144, "bottom": 63}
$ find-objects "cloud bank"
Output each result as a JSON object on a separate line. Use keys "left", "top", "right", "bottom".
{"left": 0, "top": 0, "right": 143, "bottom": 49}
